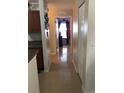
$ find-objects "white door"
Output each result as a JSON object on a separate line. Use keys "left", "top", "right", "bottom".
{"left": 77, "top": 3, "right": 87, "bottom": 84}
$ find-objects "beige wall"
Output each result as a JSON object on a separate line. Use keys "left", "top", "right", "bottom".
{"left": 48, "top": 4, "right": 73, "bottom": 54}
{"left": 48, "top": 5, "right": 56, "bottom": 54}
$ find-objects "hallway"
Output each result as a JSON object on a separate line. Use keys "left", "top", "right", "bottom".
{"left": 38, "top": 46, "right": 83, "bottom": 93}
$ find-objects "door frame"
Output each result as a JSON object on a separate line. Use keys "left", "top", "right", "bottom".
{"left": 55, "top": 16, "right": 73, "bottom": 53}
{"left": 39, "top": 0, "right": 49, "bottom": 72}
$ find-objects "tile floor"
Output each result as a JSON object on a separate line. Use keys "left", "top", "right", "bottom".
{"left": 38, "top": 46, "right": 83, "bottom": 93}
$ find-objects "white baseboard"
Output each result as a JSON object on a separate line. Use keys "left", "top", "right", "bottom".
{"left": 72, "top": 59, "right": 78, "bottom": 73}
{"left": 44, "top": 60, "right": 51, "bottom": 72}
{"left": 44, "top": 69, "right": 49, "bottom": 72}
{"left": 83, "top": 88, "right": 95, "bottom": 93}
{"left": 43, "top": 63, "right": 49, "bottom": 72}
{"left": 82, "top": 86, "right": 85, "bottom": 93}
{"left": 85, "top": 92, "right": 95, "bottom": 93}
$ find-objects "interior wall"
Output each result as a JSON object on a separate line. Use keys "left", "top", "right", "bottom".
{"left": 28, "top": 33, "right": 42, "bottom": 41}
{"left": 47, "top": 5, "right": 56, "bottom": 54}
{"left": 48, "top": 4, "right": 73, "bottom": 54}
{"left": 85, "top": 0, "right": 95, "bottom": 92}
{"left": 72, "top": 0, "right": 79, "bottom": 72}
{"left": 72, "top": 0, "right": 95, "bottom": 93}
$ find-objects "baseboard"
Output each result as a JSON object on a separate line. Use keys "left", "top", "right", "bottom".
{"left": 48, "top": 60, "right": 51, "bottom": 72}
{"left": 82, "top": 87, "right": 95, "bottom": 93}
{"left": 49, "top": 51, "right": 56, "bottom": 55}
{"left": 82, "top": 86, "right": 85, "bottom": 93}
{"left": 85, "top": 91, "right": 95, "bottom": 93}
{"left": 44, "top": 60, "right": 51, "bottom": 72}
{"left": 44, "top": 69, "right": 49, "bottom": 72}
{"left": 72, "top": 59, "right": 78, "bottom": 73}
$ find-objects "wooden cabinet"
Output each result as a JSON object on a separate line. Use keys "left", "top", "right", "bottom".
{"left": 36, "top": 48, "right": 44, "bottom": 73}
{"left": 28, "top": 10, "right": 41, "bottom": 32}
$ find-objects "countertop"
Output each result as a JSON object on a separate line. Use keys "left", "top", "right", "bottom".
{"left": 28, "top": 49, "right": 38, "bottom": 63}
{"left": 28, "top": 41, "right": 42, "bottom": 48}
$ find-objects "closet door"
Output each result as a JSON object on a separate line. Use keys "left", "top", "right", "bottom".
{"left": 77, "top": 3, "right": 87, "bottom": 84}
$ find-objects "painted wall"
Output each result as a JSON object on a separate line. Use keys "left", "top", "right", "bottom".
{"left": 72, "top": 0, "right": 79, "bottom": 72}
{"left": 28, "top": 33, "right": 41, "bottom": 41}
{"left": 48, "top": 4, "right": 73, "bottom": 54}
{"left": 47, "top": 5, "right": 56, "bottom": 54}
{"left": 28, "top": 3, "right": 39, "bottom": 10}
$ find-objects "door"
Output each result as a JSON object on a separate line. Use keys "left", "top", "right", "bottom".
{"left": 77, "top": 3, "right": 87, "bottom": 84}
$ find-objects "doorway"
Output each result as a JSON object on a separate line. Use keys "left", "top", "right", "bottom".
{"left": 55, "top": 17, "right": 71, "bottom": 51}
